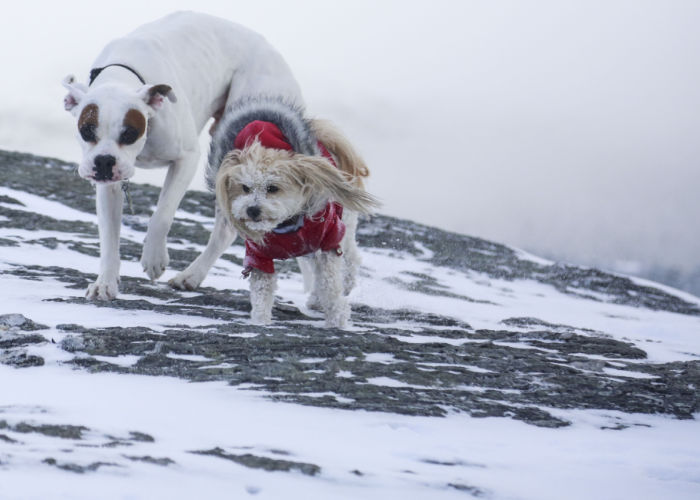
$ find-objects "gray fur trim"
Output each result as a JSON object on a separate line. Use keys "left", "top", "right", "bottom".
{"left": 206, "top": 96, "right": 319, "bottom": 192}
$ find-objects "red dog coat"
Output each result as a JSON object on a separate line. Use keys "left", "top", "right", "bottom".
{"left": 236, "top": 120, "right": 345, "bottom": 275}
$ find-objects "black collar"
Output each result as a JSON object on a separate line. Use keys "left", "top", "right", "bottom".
{"left": 89, "top": 64, "right": 146, "bottom": 86}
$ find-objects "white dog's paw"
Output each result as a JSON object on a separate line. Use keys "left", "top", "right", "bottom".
{"left": 140, "top": 240, "right": 169, "bottom": 281}
{"left": 168, "top": 268, "right": 205, "bottom": 291}
{"left": 86, "top": 279, "right": 119, "bottom": 301}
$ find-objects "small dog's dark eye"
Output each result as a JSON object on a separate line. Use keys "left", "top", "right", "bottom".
{"left": 79, "top": 124, "right": 97, "bottom": 143}
{"left": 119, "top": 126, "right": 140, "bottom": 145}
{"left": 267, "top": 185, "right": 279, "bottom": 193}
{"left": 242, "top": 185, "right": 250, "bottom": 193}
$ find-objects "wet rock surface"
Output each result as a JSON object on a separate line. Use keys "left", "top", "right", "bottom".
{"left": 1, "top": 150, "right": 699, "bottom": 430}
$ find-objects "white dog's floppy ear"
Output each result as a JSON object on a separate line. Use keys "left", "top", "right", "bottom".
{"left": 288, "top": 156, "right": 380, "bottom": 215}
{"left": 138, "top": 84, "right": 177, "bottom": 111}
{"left": 62, "top": 74, "right": 87, "bottom": 115}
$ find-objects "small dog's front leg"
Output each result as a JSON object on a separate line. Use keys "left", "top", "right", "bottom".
{"left": 249, "top": 269, "right": 277, "bottom": 324}
{"left": 86, "top": 182, "right": 123, "bottom": 300}
{"left": 314, "top": 252, "right": 350, "bottom": 328}
{"left": 141, "top": 149, "right": 198, "bottom": 280}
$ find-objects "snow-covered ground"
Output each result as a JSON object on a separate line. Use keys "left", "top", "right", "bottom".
{"left": 3, "top": 366, "right": 699, "bottom": 500}
{"left": 1, "top": 153, "right": 699, "bottom": 499}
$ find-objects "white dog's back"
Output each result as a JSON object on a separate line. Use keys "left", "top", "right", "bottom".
{"left": 93, "top": 11, "right": 304, "bottom": 131}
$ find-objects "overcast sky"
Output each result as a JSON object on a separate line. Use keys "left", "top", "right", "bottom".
{"left": 1, "top": 0, "right": 699, "bottom": 278}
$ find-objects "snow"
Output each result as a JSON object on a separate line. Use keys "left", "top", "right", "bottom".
{"left": 1, "top": 366, "right": 699, "bottom": 500}
{"left": 1, "top": 166, "right": 700, "bottom": 499}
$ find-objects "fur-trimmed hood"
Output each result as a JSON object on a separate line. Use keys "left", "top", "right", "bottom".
{"left": 206, "top": 96, "right": 320, "bottom": 191}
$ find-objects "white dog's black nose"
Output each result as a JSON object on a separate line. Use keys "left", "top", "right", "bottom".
{"left": 246, "top": 206, "right": 262, "bottom": 220}
{"left": 94, "top": 155, "right": 116, "bottom": 181}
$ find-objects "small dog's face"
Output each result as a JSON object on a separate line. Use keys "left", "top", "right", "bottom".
{"left": 62, "top": 75, "right": 175, "bottom": 183}
{"left": 216, "top": 140, "right": 379, "bottom": 244}
{"left": 218, "top": 145, "right": 308, "bottom": 241}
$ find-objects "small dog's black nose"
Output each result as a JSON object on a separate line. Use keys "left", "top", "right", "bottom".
{"left": 246, "top": 206, "right": 261, "bottom": 220}
{"left": 94, "top": 155, "right": 116, "bottom": 181}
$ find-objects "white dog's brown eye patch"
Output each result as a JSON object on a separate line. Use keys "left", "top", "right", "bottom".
{"left": 120, "top": 109, "right": 146, "bottom": 145}
{"left": 78, "top": 104, "right": 99, "bottom": 143}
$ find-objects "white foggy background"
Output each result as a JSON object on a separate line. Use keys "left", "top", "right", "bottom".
{"left": 1, "top": 0, "right": 699, "bottom": 295}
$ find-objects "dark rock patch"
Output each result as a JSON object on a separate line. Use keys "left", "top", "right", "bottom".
{"left": 191, "top": 447, "right": 320, "bottom": 476}
{"left": 124, "top": 455, "right": 175, "bottom": 467}
{"left": 447, "top": 483, "right": 485, "bottom": 497}
{"left": 0, "top": 421, "right": 88, "bottom": 440}
{"left": 0, "top": 433, "right": 18, "bottom": 444}
{"left": 42, "top": 457, "right": 119, "bottom": 474}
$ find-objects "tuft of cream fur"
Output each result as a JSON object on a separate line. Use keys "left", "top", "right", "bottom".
{"left": 310, "top": 119, "right": 370, "bottom": 187}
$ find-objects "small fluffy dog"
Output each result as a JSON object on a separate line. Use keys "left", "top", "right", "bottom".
{"left": 210, "top": 97, "right": 378, "bottom": 327}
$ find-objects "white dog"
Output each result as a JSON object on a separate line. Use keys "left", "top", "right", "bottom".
{"left": 61, "top": 11, "right": 301, "bottom": 299}
{"left": 210, "top": 97, "right": 379, "bottom": 327}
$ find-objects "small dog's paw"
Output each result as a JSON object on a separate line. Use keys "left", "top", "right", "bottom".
{"left": 168, "top": 269, "right": 204, "bottom": 291}
{"left": 324, "top": 314, "right": 348, "bottom": 329}
{"left": 86, "top": 279, "right": 119, "bottom": 301}
{"left": 250, "top": 316, "right": 272, "bottom": 325}
{"left": 324, "top": 300, "right": 350, "bottom": 329}
{"left": 140, "top": 241, "right": 169, "bottom": 281}
{"left": 306, "top": 293, "right": 322, "bottom": 311}
{"left": 250, "top": 310, "right": 272, "bottom": 325}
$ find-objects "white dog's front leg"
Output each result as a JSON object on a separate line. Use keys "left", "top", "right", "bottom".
{"left": 169, "top": 208, "right": 237, "bottom": 290}
{"left": 314, "top": 252, "right": 350, "bottom": 328}
{"left": 86, "top": 182, "right": 123, "bottom": 300}
{"left": 249, "top": 269, "right": 277, "bottom": 325}
{"left": 141, "top": 149, "right": 199, "bottom": 280}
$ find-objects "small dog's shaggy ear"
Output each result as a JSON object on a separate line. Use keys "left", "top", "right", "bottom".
{"left": 289, "top": 156, "right": 380, "bottom": 215}
{"left": 214, "top": 154, "right": 244, "bottom": 229}
{"left": 62, "top": 74, "right": 88, "bottom": 115}
{"left": 138, "top": 84, "right": 177, "bottom": 111}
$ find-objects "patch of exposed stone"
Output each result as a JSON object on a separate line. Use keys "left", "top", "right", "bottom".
{"left": 0, "top": 314, "right": 47, "bottom": 368}
{"left": 0, "top": 415, "right": 172, "bottom": 473}
{"left": 124, "top": 455, "right": 176, "bottom": 467}
{"left": 190, "top": 447, "right": 320, "bottom": 476}
{"left": 447, "top": 483, "right": 486, "bottom": 497}
{"left": 42, "top": 457, "right": 119, "bottom": 474}
{"left": 0, "top": 313, "right": 48, "bottom": 333}
{"left": 384, "top": 271, "right": 494, "bottom": 303}
{"left": 0, "top": 420, "right": 87, "bottom": 440}
{"left": 0, "top": 434, "right": 19, "bottom": 444}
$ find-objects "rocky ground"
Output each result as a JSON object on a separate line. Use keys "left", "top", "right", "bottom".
{"left": 1, "top": 150, "right": 699, "bottom": 499}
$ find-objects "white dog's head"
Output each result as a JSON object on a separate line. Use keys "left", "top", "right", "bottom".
{"left": 62, "top": 74, "right": 176, "bottom": 183}
{"left": 215, "top": 140, "right": 378, "bottom": 244}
